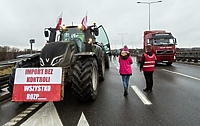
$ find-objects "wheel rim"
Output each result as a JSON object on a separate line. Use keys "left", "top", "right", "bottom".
{"left": 102, "top": 59, "right": 105, "bottom": 77}
{"left": 92, "top": 66, "right": 98, "bottom": 90}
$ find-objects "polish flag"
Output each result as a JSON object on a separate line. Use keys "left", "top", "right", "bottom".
{"left": 81, "top": 15, "right": 87, "bottom": 30}
{"left": 56, "top": 12, "right": 63, "bottom": 29}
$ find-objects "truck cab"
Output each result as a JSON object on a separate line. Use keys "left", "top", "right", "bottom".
{"left": 137, "top": 30, "right": 177, "bottom": 66}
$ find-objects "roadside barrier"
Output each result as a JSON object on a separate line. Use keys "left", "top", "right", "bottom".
{"left": 176, "top": 50, "right": 200, "bottom": 63}
{"left": 0, "top": 74, "right": 9, "bottom": 90}
{"left": 0, "top": 65, "right": 13, "bottom": 90}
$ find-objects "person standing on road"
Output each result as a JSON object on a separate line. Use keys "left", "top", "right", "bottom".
{"left": 119, "top": 45, "right": 133, "bottom": 96}
{"left": 140, "top": 46, "right": 157, "bottom": 92}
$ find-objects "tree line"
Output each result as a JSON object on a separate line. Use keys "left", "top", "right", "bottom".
{"left": 0, "top": 46, "right": 38, "bottom": 61}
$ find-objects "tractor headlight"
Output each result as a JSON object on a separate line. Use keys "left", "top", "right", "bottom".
{"left": 88, "top": 38, "right": 93, "bottom": 44}
{"left": 78, "top": 24, "right": 82, "bottom": 29}
{"left": 61, "top": 24, "right": 67, "bottom": 31}
{"left": 51, "top": 55, "right": 63, "bottom": 66}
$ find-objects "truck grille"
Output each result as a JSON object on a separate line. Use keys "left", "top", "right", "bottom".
{"left": 156, "top": 50, "right": 174, "bottom": 54}
{"left": 160, "top": 56, "right": 172, "bottom": 61}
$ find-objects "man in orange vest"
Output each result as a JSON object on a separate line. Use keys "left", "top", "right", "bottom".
{"left": 140, "top": 46, "right": 157, "bottom": 92}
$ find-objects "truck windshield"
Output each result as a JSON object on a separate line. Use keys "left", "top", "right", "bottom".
{"left": 60, "top": 28, "right": 85, "bottom": 42}
{"left": 153, "top": 38, "right": 175, "bottom": 46}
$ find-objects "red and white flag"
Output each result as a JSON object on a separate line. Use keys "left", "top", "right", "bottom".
{"left": 55, "top": 12, "right": 63, "bottom": 29}
{"left": 81, "top": 15, "right": 87, "bottom": 30}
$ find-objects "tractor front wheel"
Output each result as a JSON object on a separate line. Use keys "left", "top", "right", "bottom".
{"left": 71, "top": 58, "right": 99, "bottom": 101}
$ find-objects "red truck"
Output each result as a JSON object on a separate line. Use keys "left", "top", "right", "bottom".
{"left": 137, "top": 30, "right": 177, "bottom": 65}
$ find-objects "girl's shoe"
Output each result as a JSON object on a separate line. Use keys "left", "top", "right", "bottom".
{"left": 124, "top": 90, "right": 128, "bottom": 96}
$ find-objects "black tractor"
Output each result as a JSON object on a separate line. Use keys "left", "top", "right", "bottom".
{"left": 8, "top": 23, "right": 111, "bottom": 101}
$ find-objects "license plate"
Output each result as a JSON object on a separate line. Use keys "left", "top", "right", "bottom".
{"left": 162, "top": 61, "right": 168, "bottom": 63}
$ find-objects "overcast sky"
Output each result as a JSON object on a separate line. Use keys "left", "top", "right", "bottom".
{"left": 0, "top": 0, "right": 200, "bottom": 50}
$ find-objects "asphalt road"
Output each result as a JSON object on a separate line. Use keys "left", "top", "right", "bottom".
{"left": 1, "top": 57, "right": 200, "bottom": 126}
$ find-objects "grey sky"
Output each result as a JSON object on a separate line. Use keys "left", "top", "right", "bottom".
{"left": 0, "top": 0, "right": 200, "bottom": 50}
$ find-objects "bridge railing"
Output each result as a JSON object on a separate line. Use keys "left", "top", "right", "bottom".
{"left": 0, "top": 74, "right": 9, "bottom": 90}
{"left": 176, "top": 50, "right": 200, "bottom": 62}
{"left": 0, "top": 65, "right": 14, "bottom": 90}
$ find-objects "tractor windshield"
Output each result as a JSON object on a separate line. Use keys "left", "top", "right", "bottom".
{"left": 60, "top": 27, "right": 85, "bottom": 42}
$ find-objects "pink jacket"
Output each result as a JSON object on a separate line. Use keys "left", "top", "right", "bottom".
{"left": 118, "top": 51, "right": 133, "bottom": 75}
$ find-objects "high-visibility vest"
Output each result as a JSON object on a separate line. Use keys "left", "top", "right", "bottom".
{"left": 142, "top": 53, "right": 156, "bottom": 71}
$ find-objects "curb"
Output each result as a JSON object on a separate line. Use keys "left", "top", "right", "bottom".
{"left": 176, "top": 61, "right": 200, "bottom": 66}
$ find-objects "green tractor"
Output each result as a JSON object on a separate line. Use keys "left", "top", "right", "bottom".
{"left": 8, "top": 23, "right": 111, "bottom": 101}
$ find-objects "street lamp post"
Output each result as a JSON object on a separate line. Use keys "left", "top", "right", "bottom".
{"left": 30, "top": 39, "right": 35, "bottom": 54}
{"left": 118, "top": 33, "right": 127, "bottom": 47}
{"left": 137, "top": 1, "right": 162, "bottom": 30}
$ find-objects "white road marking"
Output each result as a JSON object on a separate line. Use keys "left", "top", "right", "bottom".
{"left": 131, "top": 85, "right": 152, "bottom": 105}
{"left": 77, "top": 112, "right": 89, "bottom": 126}
{"left": 162, "top": 69, "right": 200, "bottom": 81}
{"left": 20, "top": 102, "right": 63, "bottom": 126}
{"left": 113, "top": 61, "right": 119, "bottom": 70}
{"left": 116, "top": 66, "right": 119, "bottom": 70}
{"left": 6, "top": 102, "right": 89, "bottom": 126}
{"left": 113, "top": 60, "right": 152, "bottom": 105}
{"left": 3, "top": 102, "right": 42, "bottom": 126}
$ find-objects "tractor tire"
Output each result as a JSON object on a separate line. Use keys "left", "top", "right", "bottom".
{"left": 105, "top": 54, "right": 110, "bottom": 69}
{"left": 99, "top": 52, "right": 105, "bottom": 81}
{"left": 71, "top": 58, "right": 99, "bottom": 101}
{"left": 7, "top": 58, "right": 40, "bottom": 94}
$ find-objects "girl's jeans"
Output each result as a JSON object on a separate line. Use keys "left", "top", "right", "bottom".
{"left": 121, "top": 75, "right": 130, "bottom": 90}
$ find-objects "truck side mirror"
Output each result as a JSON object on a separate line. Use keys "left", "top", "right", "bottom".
{"left": 106, "top": 44, "right": 110, "bottom": 48}
{"left": 174, "top": 38, "right": 177, "bottom": 45}
{"left": 94, "top": 28, "right": 99, "bottom": 36}
{"left": 44, "top": 31, "right": 49, "bottom": 37}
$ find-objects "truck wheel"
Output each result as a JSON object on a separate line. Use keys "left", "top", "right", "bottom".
{"left": 7, "top": 58, "right": 40, "bottom": 94}
{"left": 105, "top": 54, "right": 110, "bottom": 68}
{"left": 166, "top": 62, "right": 172, "bottom": 66}
{"left": 71, "top": 58, "right": 99, "bottom": 101}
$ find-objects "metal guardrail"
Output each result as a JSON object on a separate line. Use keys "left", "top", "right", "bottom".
{"left": 0, "top": 53, "right": 40, "bottom": 91}
{"left": 176, "top": 51, "right": 200, "bottom": 62}
{"left": 0, "top": 74, "right": 9, "bottom": 90}
{"left": 0, "top": 64, "right": 13, "bottom": 90}
{"left": 0, "top": 74, "right": 11, "bottom": 102}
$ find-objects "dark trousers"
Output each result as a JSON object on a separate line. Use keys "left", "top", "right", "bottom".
{"left": 143, "top": 71, "right": 154, "bottom": 90}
